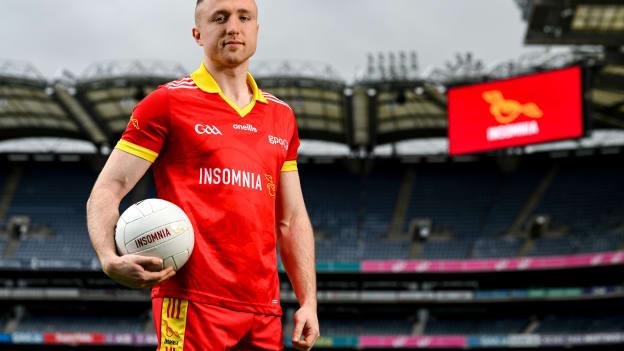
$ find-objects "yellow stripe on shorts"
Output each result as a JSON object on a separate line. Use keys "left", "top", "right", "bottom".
{"left": 160, "top": 297, "right": 189, "bottom": 351}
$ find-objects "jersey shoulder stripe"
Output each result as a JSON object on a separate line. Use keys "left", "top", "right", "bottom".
{"left": 165, "top": 77, "right": 197, "bottom": 90}
{"left": 167, "top": 77, "right": 192, "bottom": 85}
{"left": 261, "top": 92, "right": 292, "bottom": 110}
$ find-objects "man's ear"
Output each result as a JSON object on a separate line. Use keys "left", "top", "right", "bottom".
{"left": 192, "top": 27, "right": 203, "bottom": 46}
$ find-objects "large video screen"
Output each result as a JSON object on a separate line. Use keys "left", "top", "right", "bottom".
{"left": 448, "top": 66, "right": 584, "bottom": 155}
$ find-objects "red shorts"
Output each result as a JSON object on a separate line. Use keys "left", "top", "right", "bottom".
{"left": 153, "top": 297, "right": 284, "bottom": 351}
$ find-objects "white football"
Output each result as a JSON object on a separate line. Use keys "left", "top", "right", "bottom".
{"left": 115, "top": 198, "right": 194, "bottom": 271}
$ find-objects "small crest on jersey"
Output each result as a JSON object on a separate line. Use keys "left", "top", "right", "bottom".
{"left": 129, "top": 116, "right": 140, "bottom": 130}
{"left": 265, "top": 174, "right": 276, "bottom": 197}
{"left": 195, "top": 124, "right": 223, "bottom": 136}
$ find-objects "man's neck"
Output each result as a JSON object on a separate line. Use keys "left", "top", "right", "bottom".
{"left": 203, "top": 59, "right": 253, "bottom": 109}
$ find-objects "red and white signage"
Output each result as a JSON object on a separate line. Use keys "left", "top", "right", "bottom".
{"left": 448, "top": 66, "right": 584, "bottom": 155}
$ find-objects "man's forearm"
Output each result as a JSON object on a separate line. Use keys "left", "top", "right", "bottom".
{"left": 86, "top": 187, "right": 122, "bottom": 266}
{"left": 278, "top": 212, "right": 317, "bottom": 309}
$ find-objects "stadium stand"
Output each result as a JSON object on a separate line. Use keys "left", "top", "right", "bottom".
{"left": 5, "top": 164, "right": 97, "bottom": 261}
{"left": 425, "top": 316, "right": 528, "bottom": 335}
{"left": 527, "top": 162, "right": 624, "bottom": 256}
{"left": 1, "top": 157, "right": 623, "bottom": 263}
{"left": 10, "top": 313, "right": 624, "bottom": 338}
{"left": 317, "top": 314, "right": 624, "bottom": 336}
{"left": 16, "top": 315, "right": 147, "bottom": 333}
{"left": 405, "top": 165, "right": 502, "bottom": 259}
{"left": 0, "top": 2, "right": 623, "bottom": 346}
{"left": 321, "top": 318, "right": 413, "bottom": 336}
{"left": 536, "top": 315, "right": 624, "bottom": 334}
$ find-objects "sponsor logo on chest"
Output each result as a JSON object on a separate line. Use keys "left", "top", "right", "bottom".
{"left": 198, "top": 168, "right": 277, "bottom": 197}
{"left": 199, "top": 167, "right": 263, "bottom": 191}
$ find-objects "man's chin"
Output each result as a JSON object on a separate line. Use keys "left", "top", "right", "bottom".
{"left": 218, "top": 53, "right": 252, "bottom": 68}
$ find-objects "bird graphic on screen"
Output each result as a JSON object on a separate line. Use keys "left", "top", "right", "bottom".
{"left": 482, "top": 90, "right": 543, "bottom": 124}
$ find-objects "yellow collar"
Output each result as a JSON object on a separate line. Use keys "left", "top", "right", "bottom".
{"left": 190, "top": 63, "right": 267, "bottom": 117}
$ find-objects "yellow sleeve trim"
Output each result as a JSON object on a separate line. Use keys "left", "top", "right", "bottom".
{"left": 281, "top": 160, "right": 298, "bottom": 172}
{"left": 115, "top": 139, "right": 158, "bottom": 163}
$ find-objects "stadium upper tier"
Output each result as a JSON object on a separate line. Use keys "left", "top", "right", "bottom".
{"left": 0, "top": 157, "right": 622, "bottom": 264}
{"left": 1, "top": 54, "right": 623, "bottom": 150}
{"left": 519, "top": 0, "right": 624, "bottom": 46}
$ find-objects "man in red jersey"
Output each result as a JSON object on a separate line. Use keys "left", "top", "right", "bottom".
{"left": 86, "top": 0, "right": 319, "bottom": 350}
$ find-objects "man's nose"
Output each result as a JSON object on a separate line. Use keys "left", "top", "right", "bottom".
{"left": 226, "top": 18, "right": 241, "bottom": 35}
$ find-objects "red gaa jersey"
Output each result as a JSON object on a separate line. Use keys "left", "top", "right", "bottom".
{"left": 115, "top": 63, "right": 300, "bottom": 316}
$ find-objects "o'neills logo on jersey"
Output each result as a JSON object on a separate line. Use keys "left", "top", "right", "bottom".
{"left": 268, "top": 135, "right": 288, "bottom": 150}
{"left": 135, "top": 227, "right": 172, "bottom": 249}
{"left": 232, "top": 123, "right": 257, "bottom": 133}
{"left": 194, "top": 124, "right": 223, "bottom": 135}
{"left": 199, "top": 167, "right": 263, "bottom": 191}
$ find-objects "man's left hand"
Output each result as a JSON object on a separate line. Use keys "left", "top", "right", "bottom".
{"left": 291, "top": 304, "right": 320, "bottom": 351}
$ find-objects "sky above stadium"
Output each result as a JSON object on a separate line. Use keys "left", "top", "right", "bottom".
{"left": 0, "top": 0, "right": 540, "bottom": 81}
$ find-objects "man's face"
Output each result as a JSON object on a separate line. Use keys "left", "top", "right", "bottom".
{"left": 193, "top": 0, "right": 259, "bottom": 68}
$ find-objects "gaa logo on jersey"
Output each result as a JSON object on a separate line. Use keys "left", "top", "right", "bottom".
{"left": 194, "top": 124, "right": 223, "bottom": 136}
{"left": 268, "top": 135, "right": 288, "bottom": 150}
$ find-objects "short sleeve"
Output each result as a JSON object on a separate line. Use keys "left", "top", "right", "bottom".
{"left": 281, "top": 111, "right": 300, "bottom": 172}
{"left": 114, "top": 87, "right": 170, "bottom": 163}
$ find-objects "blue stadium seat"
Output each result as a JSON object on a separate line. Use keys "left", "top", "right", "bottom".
{"left": 528, "top": 162, "right": 624, "bottom": 255}
{"left": 17, "top": 314, "right": 146, "bottom": 333}
{"left": 7, "top": 165, "right": 97, "bottom": 262}
{"left": 321, "top": 318, "right": 412, "bottom": 336}
{"left": 3, "top": 160, "right": 623, "bottom": 264}
{"left": 426, "top": 317, "right": 527, "bottom": 335}
{"left": 536, "top": 315, "right": 624, "bottom": 333}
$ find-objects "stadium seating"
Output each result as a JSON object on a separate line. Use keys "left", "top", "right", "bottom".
{"left": 14, "top": 313, "right": 624, "bottom": 336}
{"left": 536, "top": 315, "right": 624, "bottom": 334}
{"left": 528, "top": 162, "right": 624, "bottom": 256}
{"left": 7, "top": 165, "right": 97, "bottom": 261}
{"left": 472, "top": 236, "right": 523, "bottom": 258}
{"left": 321, "top": 318, "right": 412, "bottom": 336}
{"left": 0, "top": 238, "right": 6, "bottom": 258}
{"left": 405, "top": 165, "right": 502, "bottom": 241}
{"left": 425, "top": 316, "right": 528, "bottom": 335}
{"left": 1, "top": 159, "right": 622, "bottom": 263}
{"left": 359, "top": 169, "right": 402, "bottom": 240}
{"left": 300, "top": 167, "right": 360, "bottom": 242}
{"left": 302, "top": 166, "right": 409, "bottom": 261}
{"left": 16, "top": 315, "right": 147, "bottom": 333}
{"left": 0, "top": 169, "right": 6, "bottom": 233}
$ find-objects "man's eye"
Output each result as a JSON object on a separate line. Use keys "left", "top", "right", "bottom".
{"left": 213, "top": 15, "right": 226, "bottom": 23}
{"left": 240, "top": 16, "right": 251, "bottom": 22}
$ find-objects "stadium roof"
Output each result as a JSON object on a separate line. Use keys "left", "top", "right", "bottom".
{"left": 251, "top": 60, "right": 344, "bottom": 81}
{"left": 79, "top": 60, "right": 187, "bottom": 82}
{"left": 591, "top": 63, "right": 624, "bottom": 129}
{"left": 0, "top": 61, "right": 87, "bottom": 141}
{"left": 0, "top": 60, "right": 45, "bottom": 83}
{"left": 520, "top": 0, "right": 624, "bottom": 46}
{"left": 72, "top": 61, "right": 186, "bottom": 146}
{"left": 1, "top": 54, "right": 623, "bottom": 156}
